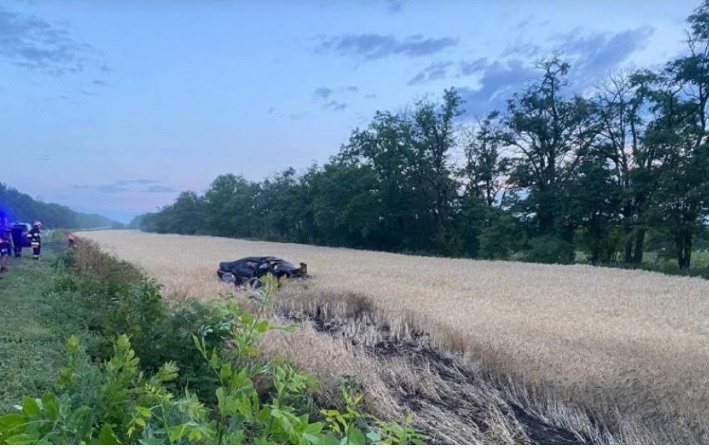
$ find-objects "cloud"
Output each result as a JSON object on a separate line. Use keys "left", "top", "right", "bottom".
{"left": 143, "top": 185, "right": 176, "bottom": 193}
{"left": 313, "top": 87, "right": 332, "bottom": 99}
{"left": 555, "top": 26, "right": 655, "bottom": 85}
{"left": 408, "top": 61, "right": 453, "bottom": 85}
{"left": 73, "top": 179, "right": 160, "bottom": 194}
{"left": 96, "top": 184, "right": 124, "bottom": 193}
{"left": 384, "top": 0, "right": 405, "bottom": 13}
{"left": 313, "top": 85, "right": 359, "bottom": 111}
{"left": 358, "top": 0, "right": 406, "bottom": 13}
{"left": 455, "top": 27, "right": 656, "bottom": 117}
{"left": 515, "top": 15, "right": 534, "bottom": 30}
{"left": 502, "top": 42, "right": 542, "bottom": 59}
{"left": 114, "top": 179, "right": 154, "bottom": 186}
{"left": 318, "top": 33, "right": 458, "bottom": 60}
{"left": 314, "top": 86, "right": 359, "bottom": 98}
{"left": 0, "top": 6, "right": 101, "bottom": 76}
{"left": 460, "top": 57, "right": 490, "bottom": 76}
{"left": 457, "top": 58, "right": 536, "bottom": 117}
{"left": 324, "top": 100, "right": 347, "bottom": 111}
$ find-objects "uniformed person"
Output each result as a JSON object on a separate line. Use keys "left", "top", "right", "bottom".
{"left": 28, "top": 221, "right": 42, "bottom": 260}
{"left": 0, "top": 218, "right": 11, "bottom": 272}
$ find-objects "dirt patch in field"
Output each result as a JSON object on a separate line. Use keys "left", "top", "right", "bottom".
{"left": 282, "top": 306, "right": 584, "bottom": 445}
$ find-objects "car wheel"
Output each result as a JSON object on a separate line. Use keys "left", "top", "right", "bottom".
{"left": 220, "top": 272, "right": 236, "bottom": 283}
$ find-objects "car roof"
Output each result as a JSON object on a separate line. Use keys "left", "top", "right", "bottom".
{"left": 234, "top": 256, "right": 284, "bottom": 263}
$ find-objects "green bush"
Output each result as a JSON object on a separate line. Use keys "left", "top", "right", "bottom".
{"left": 0, "top": 279, "right": 425, "bottom": 445}
{"left": 48, "top": 265, "right": 240, "bottom": 404}
{"left": 521, "top": 235, "right": 576, "bottom": 264}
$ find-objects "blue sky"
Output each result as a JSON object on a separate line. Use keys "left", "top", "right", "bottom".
{"left": 0, "top": 0, "right": 702, "bottom": 222}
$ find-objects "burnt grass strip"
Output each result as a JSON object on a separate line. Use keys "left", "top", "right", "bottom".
{"left": 282, "top": 308, "right": 583, "bottom": 445}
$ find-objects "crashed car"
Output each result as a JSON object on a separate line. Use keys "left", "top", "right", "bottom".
{"left": 217, "top": 256, "right": 309, "bottom": 288}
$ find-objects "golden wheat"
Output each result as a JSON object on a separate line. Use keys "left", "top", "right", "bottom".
{"left": 78, "top": 229, "right": 709, "bottom": 442}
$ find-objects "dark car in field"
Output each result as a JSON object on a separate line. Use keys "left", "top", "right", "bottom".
{"left": 217, "top": 256, "right": 309, "bottom": 288}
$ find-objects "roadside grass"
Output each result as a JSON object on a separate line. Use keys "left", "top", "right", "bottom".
{"left": 0, "top": 247, "right": 96, "bottom": 413}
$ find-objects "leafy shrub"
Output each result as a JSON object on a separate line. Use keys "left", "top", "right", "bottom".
{"left": 0, "top": 278, "right": 425, "bottom": 445}
{"left": 521, "top": 235, "right": 576, "bottom": 264}
{"left": 48, "top": 260, "right": 235, "bottom": 403}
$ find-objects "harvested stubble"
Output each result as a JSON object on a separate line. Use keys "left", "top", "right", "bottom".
{"left": 78, "top": 230, "right": 709, "bottom": 443}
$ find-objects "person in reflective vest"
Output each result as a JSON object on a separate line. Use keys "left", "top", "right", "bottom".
{"left": 28, "top": 221, "right": 42, "bottom": 260}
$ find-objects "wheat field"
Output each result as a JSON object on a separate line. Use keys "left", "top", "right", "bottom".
{"left": 78, "top": 229, "right": 709, "bottom": 442}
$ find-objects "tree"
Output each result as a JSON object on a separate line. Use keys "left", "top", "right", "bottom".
{"left": 203, "top": 174, "right": 258, "bottom": 238}
{"left": 594, "top": 72, "right": 648, "bottom": 263}
{"left": 256, "top": 168, "right": 313, "bottom": 242}
{"left": 503, "top": 57, "right": 598, "bottom": 242}
{"left": 342, "top": 89, "right": 463, "bottom": 254}
{"left": 635, "top": 3, "right": 709, "bottom": 269}
{"left": 460, "top": 111, "right": 511, "bottom": 207}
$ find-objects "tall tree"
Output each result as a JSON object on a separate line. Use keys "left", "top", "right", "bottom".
{"left": 342, "top": 89, "right": 462, "bottom": 254}
{"left": 636, "top": 3, "right": 709, "bottom": 269}
{"left": 460, "top": 111, "right": 512, "bottom": 207}
{"left": 503, "top": 57, "right": 598, "bottom": 242}
{"left": 594, "top": 73, "right": 648, "bottom": 263}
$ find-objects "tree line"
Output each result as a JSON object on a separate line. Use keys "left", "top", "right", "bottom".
{"left": 134, "top": 1, "right": 709, "bottom": 270}
{"left": 0, "top": 183, "right": 121, "bottom": 230}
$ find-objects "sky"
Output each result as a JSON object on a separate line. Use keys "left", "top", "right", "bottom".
{"left": 0, "top": 0, "right": 703, "bottom": 223}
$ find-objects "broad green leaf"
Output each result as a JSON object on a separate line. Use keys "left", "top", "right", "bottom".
{"left": 366, "top": 431, "right": 382, "bottom": 442}
{"left": 258, "top": 407, "right": 271, "bottom": 423}
{"left": 5, "top": 433, "right": 38, "bottom": 445}
{"left": 41, "top": 393, "right": 59, "bottom": 420}
{"left": 0, "top": 414, "right": 26, "bottom": 431}
{"left": 98, "top": 424, "right": 120, "bottom": 445}
{"left": 21, "top": 397, "right": 41, "bottom": 418}
{"left": 255, "top": 320, "right": 270, "bottom": 332}
{"left": 348, "top": 427, "right": 366, "bottom": 445}
{"left": 219, "top": 363, "right": 233, "bottom": 382}
{"left": 320, "top": 433, "right": 340, "bottom": 445}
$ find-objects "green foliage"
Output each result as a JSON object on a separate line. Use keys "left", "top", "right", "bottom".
{"left": 49, "top": 249, "right": 234, "bottom": 403}
{"left": 478, "top": 208, "right": 523, "bottom": 260}
{"left": 522, "top": 235, "right": 576, "bottom": 265}
{"left": 0, "top": 276, "right": 426, "bottom": 445}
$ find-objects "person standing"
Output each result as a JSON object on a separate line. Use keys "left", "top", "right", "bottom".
{"left": 28, "top": 221, "right": 42, "bottom": 260}
{"left": 0, "top": 236, "right": 9, "bottom": 273}
{"left": 10, "top": 222, "right": 24, "bottom": 257}
{"left": 0, "top": 218, "right": 11, "bottom": 271}
{"left": 0, "top": 217, "right": 10, "bottom": 272}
